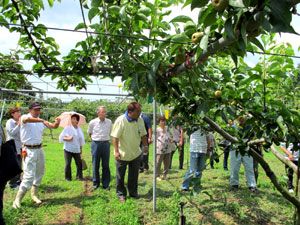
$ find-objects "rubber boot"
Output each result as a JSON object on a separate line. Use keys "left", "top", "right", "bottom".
{"left": 31, "top": 185, "right": 42, "bottom": 205}
{"left": 12, "top": 187, "right": 27, "bottom": 209}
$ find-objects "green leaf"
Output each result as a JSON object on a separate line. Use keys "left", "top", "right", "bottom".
{"left": 144, "top": 2, "right": 156, "bottom": 14}
{"left": 203, "top": 11, "right": 217, "bottom": 27}
{"left": 191, "top": 0, "right": 209, "bottom": 10}
{"left": 138, "top": 7, "right": 151, "bottom": 16}
{"left": 88, "top": 8, "right": 99, "bottom": 22}
{"left": 229, "top": 0, "right": 245, "bottom": 7}
{"left": 268, "top": 0, "right": 296, "bottom": 33}
{"left": 200, "top": 33, "right": 209, "bottom": 51}
{"left": 276, "top": 115, "right": 287, "bottom": 136}
{"left": 136, "top": 13, "right": 148, "bottom": 23}
{"left": 196, "top": 102, "right": 208, "bottom": 118}
{"left": 91, "top": 0, "right": 101, "bottom": 8}
{"left": 119, "top": 6, "right": 127, "bottom": 22}
{"left": 74, "top": 23, "right": 86, "bottom": 30}
{"left": 0, "top": 15, "right": 8, "bottom": 29}
{"left": 170, "top": 15, "right": 193, "bottom": 23}
{"left": 198, "top": 6, "right": 213, "bottom": 25}
{"left": 171, "top": 33, "right": 189, "bottom": 43}
{"left": 250, "top": 38, "right": 264, "bottom": 52}
{"left": 47, "top": 0, "right": 53, "bottom": 7}
{"left": 225, "top": 19, "right": 235, "bottom": 39}
{"left": 33, "top": 0, "right": 44, "bottom": 9}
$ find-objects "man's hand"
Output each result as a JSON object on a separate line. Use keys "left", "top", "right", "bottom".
{"left": 148, "top": 138, "right": 152, "bottom": 144}
{"left": 289, "top": 154, "right": 294, "bottom": 161}
{"left": 54, "top": 117, "right": 61, "bottom": 127}
{"left": 178, "top": 141, "right": 183, "bottom": 147}
{"left": 114, "top": 149, "right": 121, "bottom": 160}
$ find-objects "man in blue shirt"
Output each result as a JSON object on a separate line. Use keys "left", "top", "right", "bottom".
{"left": 139, "top": 113, "right": 152, "bottom": 174}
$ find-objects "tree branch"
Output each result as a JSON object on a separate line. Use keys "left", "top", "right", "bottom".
{"left": 174, "top": 36, "right": 237, "bottom": 75}
{"left": 271, "top": 145, "right": 298, "bottom": 173}
{"left": 11, "top": 0, "right": 49, "bottom": 70}
{"left": 249, "top": 148, "right": 300, "bottom": 209}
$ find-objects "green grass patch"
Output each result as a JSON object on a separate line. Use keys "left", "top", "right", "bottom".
{"left": 2, "top": 125, "right": 296, "bottom": 224}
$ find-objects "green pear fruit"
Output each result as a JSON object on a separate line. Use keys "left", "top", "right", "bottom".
{"left": 175, "top": 53, "right": 185, "bottom": 65}
{"left": 214, "top": 90, "right": 222, "bottom": 98}
{"left": 212, "top": 0, "right": 229, "bottom": 11}
{"left": 191, "top": 32, "right": 203, "bottom": 44}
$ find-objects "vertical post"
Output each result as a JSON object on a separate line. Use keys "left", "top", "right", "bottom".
{"left": 153, "top": 99, "right": 157, "bottom": 212}
{"left": 0, "top": 99, "right": 6, "bottom": 124}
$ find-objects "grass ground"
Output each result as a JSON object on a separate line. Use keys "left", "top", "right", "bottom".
{"left": 2, "top": 125, "right": 296, "bottom": 224}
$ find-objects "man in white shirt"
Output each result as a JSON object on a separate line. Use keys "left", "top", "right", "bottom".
{"left": 181, "top": 128, "right": 210, "bottom": 191}
{"left": 12, "top": 101, "right": 60, "bottom": 209}
{"left": 87, "top": 106, "right": 112, "bottom": 190}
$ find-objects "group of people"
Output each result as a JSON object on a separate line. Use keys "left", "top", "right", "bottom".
{"left": 0, "top": 101, "right": 299, "bottom": 224}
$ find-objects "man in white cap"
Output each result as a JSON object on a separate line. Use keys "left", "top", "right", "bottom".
{"left": 13, "top": 101, "right": 61, "bottom": 208}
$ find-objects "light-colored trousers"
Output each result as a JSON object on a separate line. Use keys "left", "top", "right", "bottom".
{"left": 156, "top": 153, "right": 171, "bottom": 177}
{"left": 230, "top": 151, "right": 256, "bottom": 187}
{"left": 19, "top": 147, "right": 45, "bottom": 190}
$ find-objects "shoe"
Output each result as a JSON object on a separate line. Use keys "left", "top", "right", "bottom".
{"left": 249, "top": 187, "right": 258, "bottom": 193}
{"left": 156, "top": 177, "right": 162, "bottom": 181}
{"left": 103, "top": 186, "right": 110, "bottom": 190}
{"left": 139, "top": 169, "right": 144, "bottom": 173}
{"left": 224, "top": 168, "right": 228, "bottom": 171}
{"left": 231, "top": 185, "right": 239, "bottom": 190}
{"left": 93, "top": 185, "right": 99, "bottom": 190}
{"left": 289, "top": 189, "right": 294, "bottom": 193}
{"left": 119, "top": 197, "right": 126, "bottom": 203}
{"left": 181, "top": 188, "right": 188, "bottom": 192}
{"left": 144, "top": 169, "right": 148, "bottom": 174}
{"left": 66, "top": 179, "right": 72, "bottom": 182}
{"left": 162, "top": 175, "right": 168, "bottom": 180}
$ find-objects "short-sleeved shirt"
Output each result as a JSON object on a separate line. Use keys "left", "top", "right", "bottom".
{"left": 141, "top": 114, "right": 152, "bottom": 137}
{"left": 156, "top": 127, "right": 172, "bottom": 154}
{"left": 87, "top": 117, "right": 112, "bottom": 141}
{"left": 189, "top": 129, "right": 207, "bottom": 153}
{"left": 6, "top": 118, "right": 22, "bottom": 154}
{"left": 59, "top": 125, "right": 85, "bottom": 153}
{"left": 111, "top": 114, "right": 146, "bottom": 161}
{"left": 281, "top": 142, "right": 299, "bottom": 161}
{"left": 208, "top": 133, "right": 216, "bottom": 148}
{"left": 20, "top": 114, "right": 46, "bottom": 145}
{"left": 172, "top": 125, "right": 183, "bottom": 143}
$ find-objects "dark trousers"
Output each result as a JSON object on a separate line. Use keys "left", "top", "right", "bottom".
{"left": 286, "top": 160, "right": 298, "bottom": 189}
{"left": 210, "top": 147, "right": 214, "bottom": 168}
{"left": 64, "top": 150, "right": 82, "bottom": 180}
{"left": 91, "top": 141, "right": 111, "bottom": 188}
{"left": 8, "top": 154, "right": 22, "bottom": 188}
{"left": 0, "top": 183, "right": 6, "bottom": 225}
{"left": 169, "top": 141, "right": 184, "bottom": 169}
{"left": 223, "top": 151, "right": 229, "bottom": 170}
{"left": 139, "top": 143, "right": 149, "bottom": 171}
{"left": 115, "top": 154, "right": 141, "bottom": 199}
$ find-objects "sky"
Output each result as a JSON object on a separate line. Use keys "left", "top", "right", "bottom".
{"left": 0, "top": 0, "right": 300, "bottom": 102}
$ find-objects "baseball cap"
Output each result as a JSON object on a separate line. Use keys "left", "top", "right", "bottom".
{"left": 29, "top": 101, "right": 42, "bottom": 109}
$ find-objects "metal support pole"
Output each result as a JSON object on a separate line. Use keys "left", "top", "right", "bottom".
{"left": 0, "top": 99, "right": 6, "bottom": 123}
{"left": 153, "top": 99, "right": 157, "bottom": 212}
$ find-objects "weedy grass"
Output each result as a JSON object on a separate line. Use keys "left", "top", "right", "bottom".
{"left": 2, "top": 125, "right": 296, "bottom": 224}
